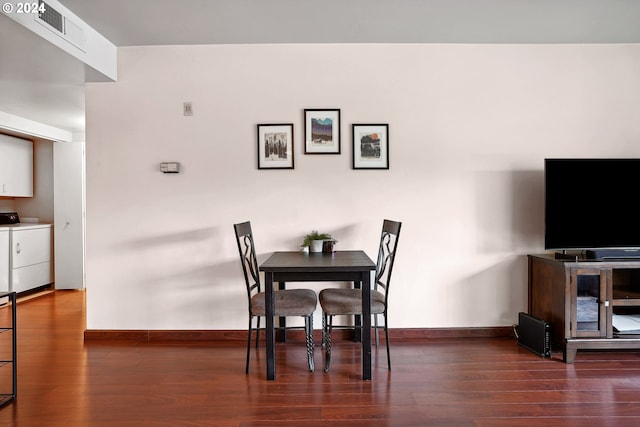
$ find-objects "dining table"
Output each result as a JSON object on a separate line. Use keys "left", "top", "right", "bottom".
{"left": 259, "top": 250, "right": 376, "bottom": 381}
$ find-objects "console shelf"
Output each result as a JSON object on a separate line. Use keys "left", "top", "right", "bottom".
{"left": 612, "top": 286, "right": 640, "bottom": 303}
{"left": 528, "top": 254, "right": 640, "bottom": 363}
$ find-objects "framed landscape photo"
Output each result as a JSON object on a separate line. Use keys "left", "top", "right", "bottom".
{"left": 352, "top": 124, "right": 389, "bottom": 169}
{"left": 257, "top": 123, "right": 294, "bottom": 169}
{"left": 304, "top": 109, "right": 341, "bottom": 154}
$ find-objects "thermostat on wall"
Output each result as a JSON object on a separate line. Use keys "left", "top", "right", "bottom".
{"left": 160, "top": 162, "right": 181, "bottom": 173}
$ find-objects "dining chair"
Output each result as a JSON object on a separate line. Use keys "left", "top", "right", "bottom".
{"left": 319, "top": 219, "right": 402, "bottom": 372}
{"left": 233, "top": 221, "right": 318, "bottom": 373}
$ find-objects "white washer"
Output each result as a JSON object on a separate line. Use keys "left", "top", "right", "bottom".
{"left": 0, "top": 222, "right": 53, "bottom": 293}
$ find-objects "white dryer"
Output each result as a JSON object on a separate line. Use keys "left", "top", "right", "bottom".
{"left": 0, "top": 212, "right": 53, "bottom": 293}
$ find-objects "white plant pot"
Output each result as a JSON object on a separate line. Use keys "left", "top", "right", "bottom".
{"left": 310, "top": 240, "right": 324, "bottom": 253}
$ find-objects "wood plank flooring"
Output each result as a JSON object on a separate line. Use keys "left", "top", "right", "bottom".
{"left": 1, "top": 290, "right": 640, "bottom": 426}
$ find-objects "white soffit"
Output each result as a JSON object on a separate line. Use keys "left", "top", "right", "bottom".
{"left": 3, "top": 0, "right": 116, "bottom": 81}
{"left": 0, "top": 111, "right": 73, "bottom": 142}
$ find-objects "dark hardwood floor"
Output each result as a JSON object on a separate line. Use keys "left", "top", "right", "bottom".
{"left": 1, "top": 290, "right": 640, "bottom": 426}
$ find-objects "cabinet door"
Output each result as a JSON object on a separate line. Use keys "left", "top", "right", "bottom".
{"left": 0, "top": 134, "right": 34, "bottom": 197}
{"left": 53, "top": 141, "right": 85, "bottom": 289}
{"left": 11, "top": 228, "right": 51, "bottom": 269}
{"left": 570, "top": 268, "right": 609, "bottom": 338}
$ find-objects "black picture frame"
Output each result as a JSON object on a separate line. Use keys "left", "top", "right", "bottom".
{"left": 257, "top": 123, "right": 294, "bottom": 169}
{"left": 304, "top": 109, "right": 341, "bottom": 154}
{"left": 352, "top": 124, "right": 389, "bottom": 169}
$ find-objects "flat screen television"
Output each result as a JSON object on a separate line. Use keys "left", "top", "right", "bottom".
{"left": 545, "top": 158, "right": 640, "bottom": 256}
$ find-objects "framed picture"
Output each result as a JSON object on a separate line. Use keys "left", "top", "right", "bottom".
{"left": 352, "top": 124, "right": 389, "bottom": 169}
{"left": 304, "top": 109, "right": 341, "bottom": 154}
{"left": 257, "top": 124, "right": 294, "bottom": 169}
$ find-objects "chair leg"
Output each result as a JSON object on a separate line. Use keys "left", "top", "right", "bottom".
{"left": 384, "top": 313, "right": 391, "bottom": 370}
{"left": 305, "top": 315, "right": 315, "bottom": 372}
{"left": 255, "top": 316, "right": 261, "bottom": 348}
{"left": 324, "top": 315, "right": 333, "bottom": 372}
{"left": 374, "top": 314, "right": 380, "bottom": 347}
{"left": 246, "top": 316, "right": 253, "bottom": 374}
{"left": 321, "top": 313, "right": 326, "bottom": 348}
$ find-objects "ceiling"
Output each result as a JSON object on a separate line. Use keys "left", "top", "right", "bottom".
{"left": 2, "top": 0, "right": 640, "bottom": 138}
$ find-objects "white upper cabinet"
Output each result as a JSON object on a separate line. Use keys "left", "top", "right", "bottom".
{"left": 0, "top": 134, "right": 33, "bottom": 197}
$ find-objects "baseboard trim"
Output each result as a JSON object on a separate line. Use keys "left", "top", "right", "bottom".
{"left": 84, "top": 326, "right": 513, "bottom": 342}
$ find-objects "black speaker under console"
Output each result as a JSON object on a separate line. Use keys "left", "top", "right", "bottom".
{"left": 517, "top": 312, "right": 551, "bottom": 358}
{"left": 586, "top": 249, "right": 640, "bottom": 260}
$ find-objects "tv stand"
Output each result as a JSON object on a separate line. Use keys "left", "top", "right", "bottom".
{"left": 529, "top": 254, "right": 640, "bottom": 363}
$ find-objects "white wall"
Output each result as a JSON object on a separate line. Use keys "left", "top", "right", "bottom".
{"left": 15, "top": 140, "right": 54, "bottom": 223}
{"left": 0, "top": 200, "right": 14, "bottom": 212}
{"left": 85, "top": 43, "right": 640, "bottom": 331}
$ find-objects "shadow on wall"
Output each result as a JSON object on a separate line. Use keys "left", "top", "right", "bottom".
{"left": 123, "top": 226, "right": 218, "bottom": 249}
{"left": 451, "top": 169, "right": 544, "bottom": 326}
{"left": 113, "top": 224, "right": 265, "bottom": 326}
{"left": 474, "top": 169, "right": 544, "bottom": 253}
{"left": 106, "top": 221, "right": 389, "bottom": 327}
{"left": 511, "top": 170, "right": 544, "bottom": 250}
{"left": 457, "top": 254, "right": 528, "bottom": 326}
{"left": 112, "top": 226, "right": 244, "bottom": 325}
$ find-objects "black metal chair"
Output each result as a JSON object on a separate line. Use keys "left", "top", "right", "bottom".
{"left": 233, "top": 221, "right": 318, "bottom": 373}
{"left": 319, "top": 219, "right": 402, "bottom": 372}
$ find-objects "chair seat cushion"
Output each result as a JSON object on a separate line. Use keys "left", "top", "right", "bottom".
{"left": 251, "top": 289, "right": 317, "bottom": 317}
{"left": 319, "top": 288, "right": 386, "bottom": 315}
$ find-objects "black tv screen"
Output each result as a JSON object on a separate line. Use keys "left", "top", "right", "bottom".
{"left": 545, "top": 158, "right": 640, "bottom": 250}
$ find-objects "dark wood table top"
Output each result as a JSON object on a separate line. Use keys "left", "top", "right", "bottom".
{"left": 260, "top": 250, "right": 376, "bottom": 272}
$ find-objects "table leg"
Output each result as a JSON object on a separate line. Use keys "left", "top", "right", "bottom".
{"left": 265, "top": 271, "right": 276, "bottom": 380}
{"left": 353, "top": 281, "right": 362, "bottom": 342}
{"left": 361, "top": 271, "right": 372, "bottom": 381}
{"left": 277, "top": 282, "right": 286, "bottom": 342}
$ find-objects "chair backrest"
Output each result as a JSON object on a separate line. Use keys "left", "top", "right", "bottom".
{"left": 375, "top": 219, "right": 402, "bottom": 300}
{"left": 234, "top": 221, "right": 261, "bottom": 305}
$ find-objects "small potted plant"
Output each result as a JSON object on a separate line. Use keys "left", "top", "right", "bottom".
{"left": 302, "top": 230, "right": 333, "bottom": 253}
